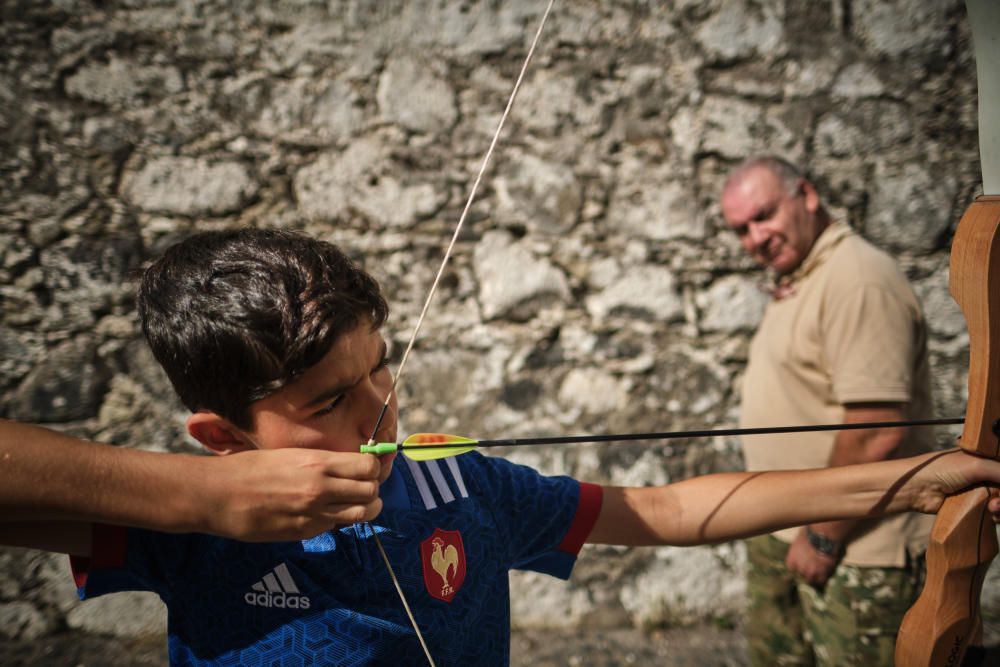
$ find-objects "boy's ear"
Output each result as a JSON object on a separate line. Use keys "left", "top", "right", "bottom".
{"left": 186, "top": 412, "right": 256, "bottom": 456}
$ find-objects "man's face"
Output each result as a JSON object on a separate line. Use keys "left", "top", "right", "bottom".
{"left": 242, "top": 322, "right": 398, "bottom": 483}
{"left": 721, "top": 166, "right": 820, "bottom": 275}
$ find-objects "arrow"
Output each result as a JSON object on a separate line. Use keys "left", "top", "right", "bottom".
{"left": 361, "top": 417, "right": 964, "bottom": 461}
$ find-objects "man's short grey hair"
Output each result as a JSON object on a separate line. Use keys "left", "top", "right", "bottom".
{"left": 726, "top": 155, "right": 805, "bottom": 194}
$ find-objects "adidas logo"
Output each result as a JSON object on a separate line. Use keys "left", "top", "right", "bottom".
{"left": 244, "top": 562, "right": 311, "bottom": 609}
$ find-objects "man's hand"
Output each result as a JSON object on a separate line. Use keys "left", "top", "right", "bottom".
{"left": 201, "top": 448, "right": 384, "bottom": 542}
{"left": 786, "top": 528, "right": 840, "bottom": 586}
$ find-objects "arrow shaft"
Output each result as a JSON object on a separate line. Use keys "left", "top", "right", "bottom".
{"left": 377, "top": 417, "right": 964, "bottom": 454}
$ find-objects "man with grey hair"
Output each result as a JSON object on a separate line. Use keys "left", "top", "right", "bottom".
{"left": 720, "top": 156, "right": 935, "bottom": 666}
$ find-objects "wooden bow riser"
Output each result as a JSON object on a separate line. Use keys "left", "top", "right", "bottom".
{"left": 895, "top": 196, "right": 1000, "bottom": 666}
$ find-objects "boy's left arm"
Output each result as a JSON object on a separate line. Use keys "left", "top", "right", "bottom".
{"left": 586, "top": 449, "right": 1000, "bottom": 547}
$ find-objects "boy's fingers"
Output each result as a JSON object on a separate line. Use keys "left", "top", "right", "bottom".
{"left": 282, "top": 492, "right": 383, "bottom": 538}
{"left": 316, "top": 450, "right": 382, "bottom": 480}
{"left": 294, "top": 501, "right": 383, "bottom": 537}
{"left": 324, "top": 498, "right": 384, "bottom": 525}
{"left": 318, "top": 477, "right": 381, "bottom": 505}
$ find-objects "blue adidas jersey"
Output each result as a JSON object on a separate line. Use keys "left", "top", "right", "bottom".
{"left": 72, "top": 452, "right": 603, "bottom": 666}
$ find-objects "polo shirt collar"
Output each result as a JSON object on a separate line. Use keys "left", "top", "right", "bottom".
{"left": 774, "top": 221, "right": 853, "bottom": 293}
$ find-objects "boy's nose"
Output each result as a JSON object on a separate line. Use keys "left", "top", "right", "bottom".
{"left": 357, "top": 384, "right": 395, "bottom": 442}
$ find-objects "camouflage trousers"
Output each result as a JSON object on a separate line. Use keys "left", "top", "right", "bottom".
{"left": 744, "top": 534, "right": 926, "bottom": 667}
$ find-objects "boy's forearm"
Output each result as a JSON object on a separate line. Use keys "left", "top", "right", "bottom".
{"left": 592, "top": 457, "right": 921, "bottom": 546}
{"left": 676, "top": 461, "right": 915, "bottom": 543}
{"left": 0, "top": 419, "right": 202, "bottom": 532}
{"left": 809, "top": 405, "right": 909, "bottom": 543}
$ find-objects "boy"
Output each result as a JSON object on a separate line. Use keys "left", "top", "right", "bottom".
{"left": 3, "top": 228, "right": 999, "bottom": 665}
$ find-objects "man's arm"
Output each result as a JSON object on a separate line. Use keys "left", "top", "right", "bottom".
{"left": 786, "top": 403, "right": 907, "bottom": 584}
{"left": 586, "top": 448, "right": 1000, "bottom": 547}
{"left": 0, "top": 419, "right": 384, "bottom": 548}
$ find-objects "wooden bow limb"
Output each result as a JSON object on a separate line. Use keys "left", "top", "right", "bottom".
{"left": 894, "top": 197, "right": 1000, "bottom": 666}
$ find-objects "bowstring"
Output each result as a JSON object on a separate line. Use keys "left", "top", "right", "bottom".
{"left": 363, "top": 2, "right": 557, "bottom": 665}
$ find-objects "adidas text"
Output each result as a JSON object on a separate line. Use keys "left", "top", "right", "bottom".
{"left": 244, "top": 591, "right": 311, "bottom": 609}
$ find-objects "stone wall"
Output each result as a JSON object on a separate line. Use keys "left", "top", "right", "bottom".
{"left": 2, "top": 0, "right": 996, "bottom": 646}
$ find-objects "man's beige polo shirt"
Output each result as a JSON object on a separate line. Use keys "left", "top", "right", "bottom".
{"left": 740, "top": 222, "right": 935, "bottom": 567}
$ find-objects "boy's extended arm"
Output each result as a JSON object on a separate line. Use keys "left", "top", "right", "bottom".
{"left": 588, "top": 449, "right": 1000, "bottom": 546}
{"left": 0, "top": 419, "right": 384, "bottom": 550}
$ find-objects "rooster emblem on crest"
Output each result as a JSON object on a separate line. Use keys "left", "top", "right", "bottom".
{"left": 430, "top": 536, "right": 459, "bottom": 594}
{"left": 421, "top": 528, "right": 466, "bottom": 602}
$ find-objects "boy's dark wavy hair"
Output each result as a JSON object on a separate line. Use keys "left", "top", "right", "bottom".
{"left": 138, "top": 228, "right": 388, "bottom": 429}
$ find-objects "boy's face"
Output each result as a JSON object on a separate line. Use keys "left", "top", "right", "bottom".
{"left": 241, "top": 321, "right": 398, "bottom": 483}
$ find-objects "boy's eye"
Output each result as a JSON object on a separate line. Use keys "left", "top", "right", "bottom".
{"left": 314, "top": 396, "right": 343, "bottom": 417}
{"left": 313, "top": 355, "right": 388, "bottom": 419}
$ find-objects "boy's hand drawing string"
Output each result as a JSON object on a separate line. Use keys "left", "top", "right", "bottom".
{"left": 361, "top": 3, "right": 557, "bottom": 666}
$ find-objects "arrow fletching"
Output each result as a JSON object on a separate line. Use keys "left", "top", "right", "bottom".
{"left": 360, "top": 433, "right": 479, "bottom": 461}
{"left": 399, "top": 433, "right": 478, "bottom": 460}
